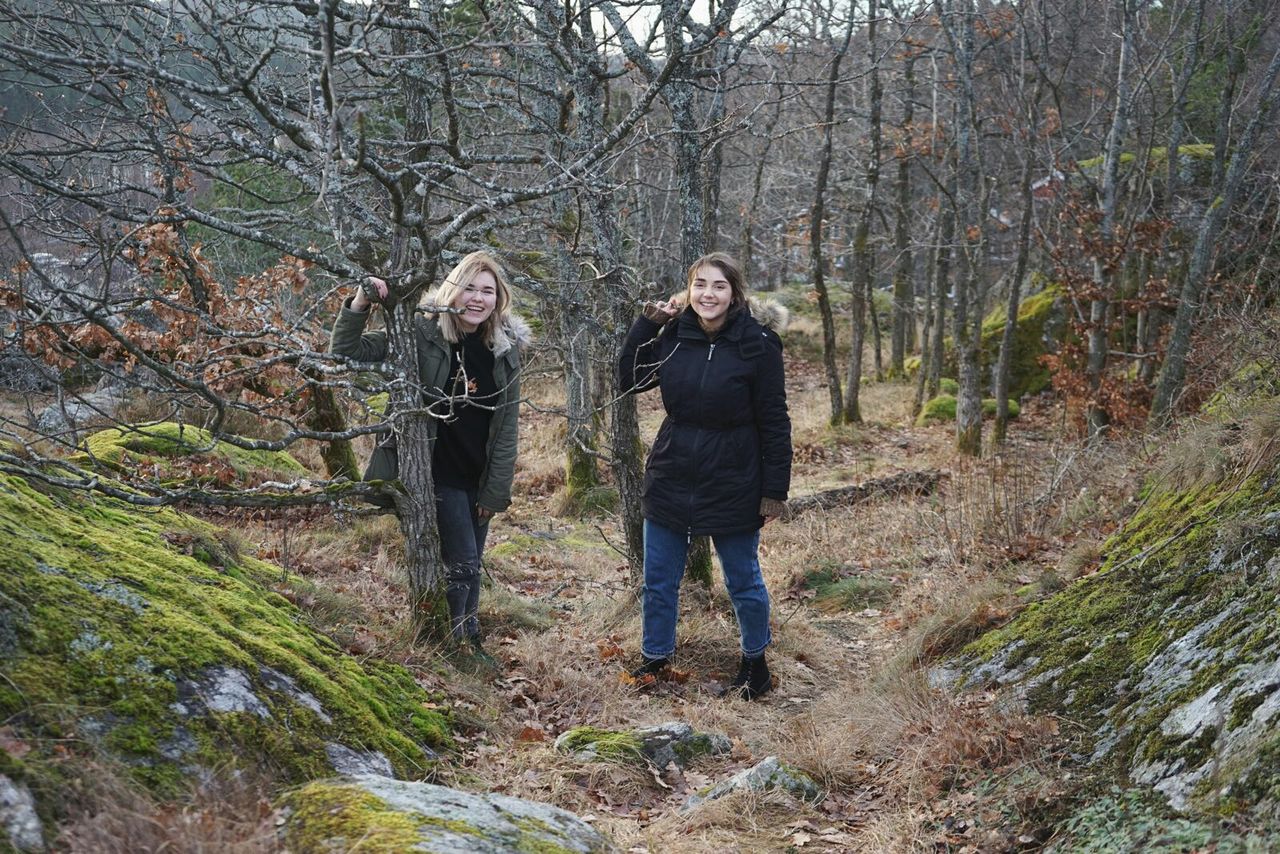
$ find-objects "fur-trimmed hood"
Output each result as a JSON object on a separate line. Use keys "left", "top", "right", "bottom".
{"left": 663, "top": 292, "right": 790, "bottom": 334}
{"left": 419, "top": 287, "right": 533, "bottom": 358}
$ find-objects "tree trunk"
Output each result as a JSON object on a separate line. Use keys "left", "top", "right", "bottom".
{"left": 940, "top": 0, "right": 984, "bottom": 456}
{"left": 993, "top": 60, "right": 1044, "bottom": 446}
{"left": 810, "top": 10, "right": 856, "bottom": 424}
{"left": 304, "top": 374, "right": 359, "bottom": 479}
{"left": 890, "top": 49, "right": 917, "bottom": 377}
{"left": 1085, "top": 0, "right": 1136, "bottom": 441}
{"left": 844, "top": 0, "right": 882, "bottom": 425}
{"left": 929, "top": 178, "right": 956, "bottom": 402}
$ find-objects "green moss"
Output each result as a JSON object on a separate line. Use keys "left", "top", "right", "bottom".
{"left": 0, "top": 471, "right": 449, "bottom": 808}
{"left": 78, "top": 422, "right": 307, "bottom": 482}
{"left": 983, "top": 398, "right": 1020, "bottom": 419}
{"left": 917, "top": 394, "right": 957, "bottom": 425}
{"left": 1075, "top": 143, "right": 1215, "bottom": 172}
{"left": 917, "top": 394, "right": 1016, "bottom": 425}
{"left": 977, "top": 285, "right": 1061, "bottom": 398}
{"left": 510, "top": 816, "right": 579, "bottom": 854}
{"left": 939, "top": 377, "right": 960, "bottom": 395}
{"left": 281, "top": 782, "right": 425, "bottom": 852}
{"left": 1228, "top": 691, "right": 1271, "bottom": 732}
{"left": 556, "top": 726, "right": 644, "bottom": 764}
{"left": 957, "top": 445, "right": 1280, "bottom": 816}
{"left": 1052, "top": 787, "right": 1248, "bottom": 852}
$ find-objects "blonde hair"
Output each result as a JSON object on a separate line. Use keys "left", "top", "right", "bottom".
{"left": 423, "top": 251, "right": 513, "bottom": 346}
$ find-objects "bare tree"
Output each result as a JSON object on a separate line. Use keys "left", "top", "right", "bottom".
{"left": 1150, "top": 40, "right": 1280, "bottom": 426}
{"left": 843, "top": 0, "right": 882, "bottom": 424}
{"left": 0, "top": 0, "right": 678, "bottom": 638}
{"left": 810, "top": 5, "right": 858, "bottom": 424}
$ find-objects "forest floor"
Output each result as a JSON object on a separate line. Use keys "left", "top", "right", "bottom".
{"left": 237, "top": 345, "right": 1151, "bottom": 853}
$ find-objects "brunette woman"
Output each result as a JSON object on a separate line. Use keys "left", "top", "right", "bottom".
{"left": 617, "top": 252, "right": 791, "bottom": 700}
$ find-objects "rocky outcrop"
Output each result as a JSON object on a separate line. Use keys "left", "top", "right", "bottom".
{"left": 0, "top": 775, "right": 43, "bottom": 852}
{"left": 281, "top": 775, "right": 617, "bottom": 853}
{"left": 0, "top": 471, "right": 449, "bottom": 846}
{"left": 945, "top": 395, "right": 1280, "bottom": 819}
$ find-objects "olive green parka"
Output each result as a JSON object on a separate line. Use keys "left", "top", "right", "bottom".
{"left": 329, "top": 295, "right": 530, "bottom": 512}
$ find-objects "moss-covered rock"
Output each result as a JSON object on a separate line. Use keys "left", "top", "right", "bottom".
{"left": 554, "top": 722, "right": 730, "bottom": 770}
{"left": 977, "top": 285, "right": 1062, "bottom": 399}
{"left": 916, "top": 394, "right": 958, "bottom": 425}
{"left": 78, "top": 422, "right": 308, "bottom": 483}
{"left": 554, "top": 726, "right": 644, "bottom": 765}
{"left": 682, "top": 756, "right": 822, "bottom": 810}
{"left": 947, "top": 399, "right": 1280, "bottom": 821}
{"left": 904, "top": 285, "right": 1063, "bottom": 399}
{"left": 915, "top": 394, "right": 1020, "bottom": 426}
{"left": 0, "top": 472, "right": 449, "bottom": 842}
{"left": 281, "top": 775, "right": 618, "bottom": 853}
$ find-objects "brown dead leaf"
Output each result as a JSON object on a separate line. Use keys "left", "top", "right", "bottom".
{"left": 516, "top": 725, "right": 547, "bottom": 743}
{"left": 596, "top": 639, "right": 625, "bottom": 661}
{"left": 0, "top": 728, "right": 30, "bottom": 759}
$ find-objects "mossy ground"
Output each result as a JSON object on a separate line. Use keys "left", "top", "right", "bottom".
{"left": 0, "top": 471, "right": 449, "bottom": 833}
{"left": 556, "top": 726, "right": 645, "bottom": 764}
{"left": 956, "top": 412, "right": 1280, "bottom": 819}
{"left": 77, "top": 422, "right": 307, "bottom": 484}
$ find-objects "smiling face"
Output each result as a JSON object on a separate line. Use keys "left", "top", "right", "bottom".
{"left": 453, "top": 269, "right": 498, "bottom": 332}
{"left": 688, "top": 263, "right": 734, "bottom": 330}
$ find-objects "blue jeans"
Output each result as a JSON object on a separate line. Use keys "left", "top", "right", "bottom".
{"left": 437, "top": 485, "right": 490, "bottom": 639}
{"left": 641, "top": 519, "right": 772, "bottom": 659}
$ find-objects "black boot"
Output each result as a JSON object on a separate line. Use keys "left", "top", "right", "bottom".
{"left": 628, "top": 656, "right": 669, "bottom": 682}
{"left": 719, "top": 653, "right": 772, "bottom": 700}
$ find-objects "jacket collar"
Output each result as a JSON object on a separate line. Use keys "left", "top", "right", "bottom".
{"left": 675, "top": 303, "right": 749, "bottom": 343}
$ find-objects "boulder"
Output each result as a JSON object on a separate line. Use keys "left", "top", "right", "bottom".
{"left": 34, "top": 387, "right": 127, "bottom": 437}
{"left": 0, "top": 471, "right": 449, "bottom": 845}
{"left": 281, "top": 775, "right": 617, "bottom": 853}
{"left": 0, "top": 775, "right": 43, "bottom": 853}
{"left": 946, "top": 394, "right": 1280, "bottom": 820}
{"left": 683, "top": 756, "right": 822, "bottom": 810}
{"left": 555, "top": 721, "right": 731, "bottom": 768}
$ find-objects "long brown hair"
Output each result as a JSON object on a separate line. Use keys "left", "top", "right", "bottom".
{"left": 685, "top": 252, "right": 747, "bottom": 309}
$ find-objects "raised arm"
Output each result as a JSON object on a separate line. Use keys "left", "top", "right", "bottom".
{"left": 329, "top": 278, "right": 391, "bottom": 363}
{"left": 617, "top": 299, "right": 680, "bottom": 394}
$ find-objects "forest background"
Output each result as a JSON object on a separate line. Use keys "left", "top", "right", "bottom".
{"left": 2, "top": 0, "right": 1280, "bottom": 850}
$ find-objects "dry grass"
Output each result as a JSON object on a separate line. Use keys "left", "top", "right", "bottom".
{"left": 19, "top": 345, "right": 1155, "bottom": 849}
{"left": 56, "top": 762, "right": 280, "bottom": 853}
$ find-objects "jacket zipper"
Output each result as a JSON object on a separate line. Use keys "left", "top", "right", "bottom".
{"left": 687, "top": 340, "right": 717, "bottom": 532}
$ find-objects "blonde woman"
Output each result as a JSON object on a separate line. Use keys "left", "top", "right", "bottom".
{"left": 330, "top": 252, "right": 531, "bottom": 648}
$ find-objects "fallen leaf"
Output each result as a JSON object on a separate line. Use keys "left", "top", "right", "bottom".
{"left": 0, "top": 728, "right": 30, "bottom": 759}
{"left": 596, "top": 639, "right": 625, "bottom": 660}
{"left": 791, "top": 831, "right": 812, "bottom": 846}
{"left": 516, "top": 726, "right": 546, "bottom": 743}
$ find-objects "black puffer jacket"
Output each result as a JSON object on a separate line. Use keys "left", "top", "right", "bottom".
{"left": 618, "top": 304, "right": 791, "bottom": 535}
